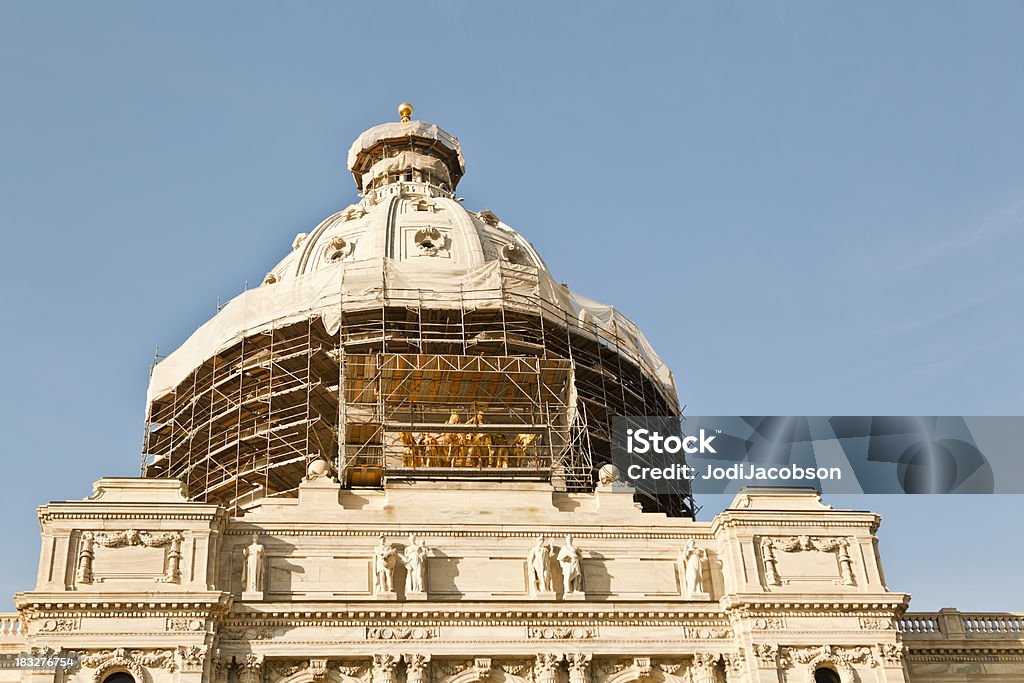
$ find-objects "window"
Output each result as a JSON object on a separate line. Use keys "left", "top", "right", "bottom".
{"left": 814, "top": 668, "right": 841, "bottom": 683}
{"left": 104, "top": 673, "right": 135, "bottom": 683}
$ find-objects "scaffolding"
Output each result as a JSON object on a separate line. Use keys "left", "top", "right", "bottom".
{"left": 143, "top": 268, "right": 692, "bottom": 517}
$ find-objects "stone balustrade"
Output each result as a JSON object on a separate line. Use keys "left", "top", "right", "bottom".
{"left": 901, "top": 609, "right": 1024, "bottom": 639}
{"left": 0, "top": 613, "right": 27, "bottom": 652}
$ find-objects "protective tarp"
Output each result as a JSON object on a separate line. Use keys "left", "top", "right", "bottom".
{"left": 147, "top": 258, "right": 677, "bottom": 405}
{"left": 362, "top": 151, "right": 452, "bottom": 189}
{"left": 347, "top": 121, "right": 465, "bottom": 173}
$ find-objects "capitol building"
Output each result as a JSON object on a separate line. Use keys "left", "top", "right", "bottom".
{"left": 1, "top": 106, "right": 1021, "bottom": 683}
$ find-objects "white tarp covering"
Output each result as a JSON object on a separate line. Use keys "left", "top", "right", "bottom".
{"left": 147, "top": 258, "right": 677, "bottom": 405}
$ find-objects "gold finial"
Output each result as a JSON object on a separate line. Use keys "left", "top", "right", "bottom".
{"left": 398, "top": 102, "right": 414, "bottom": 122}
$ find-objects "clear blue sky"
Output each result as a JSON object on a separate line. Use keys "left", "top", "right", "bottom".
{"left": 1, "top": 1, "right": 1022, "bottom": 610}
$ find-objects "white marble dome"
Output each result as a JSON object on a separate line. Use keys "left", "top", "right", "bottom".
{"left": 265, "top": 119, "right": 543, "bottom": 283}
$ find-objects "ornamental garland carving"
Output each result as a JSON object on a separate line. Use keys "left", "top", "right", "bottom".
{"left": 221, "top": 625, "right": 275, "bottom": 640}
{"left": 683, "top": 625, "right": 732, "bottom": 639}
{"left": 778, "top": 644, "right": 876, "bottom": 680}
{"left": 760, "top": 535, "right": 856, "bottom": 586}
{"left": 77, "top": 648, "right": 177, "bottom": 683}
{"left": 528, "top": 626, "right": 597, "bottom": 639}
{"left": 366, "top": 626, "right": 437, "bottom": 640}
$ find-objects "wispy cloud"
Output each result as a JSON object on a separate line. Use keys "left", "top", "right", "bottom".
{"left": 895, "top": 188, "right": 1024, "bottom": 272}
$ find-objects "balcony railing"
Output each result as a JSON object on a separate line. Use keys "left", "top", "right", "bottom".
{"left": 901, "top": 609, "right": 1024, "bottom": 639}
{"left": 0, "top": 613, "right": 26, "bottom": 651}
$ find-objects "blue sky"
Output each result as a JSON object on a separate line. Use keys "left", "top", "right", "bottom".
{"left": 1, "top": 1, "right": 1022, "bottom": 610}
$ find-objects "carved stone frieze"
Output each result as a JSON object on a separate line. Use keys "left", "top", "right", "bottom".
{"left": 221, "top": 624, "right": 275, "bottom": 640}
{"left": 752, "top": 617, "right": 786, "bottom": 631}
{"left": 683, "top": 624, "right": 732, "bottom": 639}
{"left": 528, "top": 626, "right": 597, "bottom": 639}
{"left": 366, "top": 626, "right": 437, "bottom": 639}
{"left": 859, "top": 617, "right": 894, "bottom": 630}
{"left": 166, "top": 616, "right": 205, "bottom": 632}
{"left": 38, "top": 617, "right": 79, "bottom": 632}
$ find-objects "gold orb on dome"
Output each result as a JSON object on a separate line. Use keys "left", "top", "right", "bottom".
{"left": 398, "top": 102, "right": 414, "bottom": 122}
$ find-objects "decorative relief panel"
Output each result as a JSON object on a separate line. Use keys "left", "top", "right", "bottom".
{"left": 682, "top": 624, "right": 732, "bottom": 639}
{"left": 366, "top": 626, "right": 437, "bottom": 640}
{"left": 166, "top": 616, "right": 206, "bottom": 632}
{"left": 76, "top": 529, "right": 184, "bottom": 585}
{"left": 527, "top": 626, "right": 597, "bottom": 639}
{"left": 759, "top": 535, "right": 856, "bottom": 587}
{"left": 38, "top": 618, "right": 79, "bottom": 633}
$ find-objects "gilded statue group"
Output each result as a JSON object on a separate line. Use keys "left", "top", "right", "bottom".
{"left": 400, "top": 410, "right": 540, "bottom": 469}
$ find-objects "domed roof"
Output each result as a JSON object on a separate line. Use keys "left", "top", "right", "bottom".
{"left": 147, "top": 109, "right": 677, "bottom": 405}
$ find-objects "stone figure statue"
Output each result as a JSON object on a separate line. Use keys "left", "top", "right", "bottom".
{"left": 373, "top": 534, "right": 398, "bottom": 594}
{"left": 681, "top": 540, "right": 707, "bottom": 595}
{"left": 557, "top": 534, "right": 584, "bottom": 594}
{"left": 241, "top": 533, "right": 265, "bottom": 593}
{"left": 76, "top": 531, "right": 95, "bottom": 584}
{"left": 527, "top": 535, "right": 554, "bottom": 594}
{"left": 403, "top": 534, "right": 429, "bottom": 594}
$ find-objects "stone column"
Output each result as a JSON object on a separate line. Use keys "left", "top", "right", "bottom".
{"left": 535, "top": 654, "right": 562, "bottom": 683}
{"left": 721, "top": 652, "right": 745, "bottom": 683}
{"left": 238, "top": 654, "right": 264, "bottom": 683}
{"left": 689, "top": 653, "right": 718, "bottom": 683}
{"left": 372, "top": 655, "right": 399, "bottom": 683}
{"left": 209, "top": 649, "right": 229, "bottom": 683}
{"left": 566, "top": 653, "right": 591, "bottom": 683}
{"left": 404, "top": 654, "right": 431, "bottom": 683}
{"left": 175, "top": 646, "right": 206, "bottom": 683}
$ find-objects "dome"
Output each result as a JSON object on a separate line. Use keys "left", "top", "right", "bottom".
{"left": 143, "top": 106, "right": 689, "bottom": 517}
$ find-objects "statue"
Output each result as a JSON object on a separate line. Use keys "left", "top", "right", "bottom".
{"left": 373, "top": 534, "right": 398, "bottom": 594}
{"left": 513, "top": 433, "right": 539, "bottom": 467}
{"left": 557, "top": 534, "right": 584, "bottom": 594}
{"left": 76, "top": 531, "right": 95, "bottom": 584}
{"left": 419, "top": 433, "right": 441, "bottom": 467}
{"left": 403, "top": 534, "right": 430, "bottom": 594}
{"left": 681, "top": 540, "right": 707, "bottom": 596}
{"left": 527, "top": 535, "right": 554, "bottom": 594}
{"left": 443, "top": 410, "right": 464, "bottom": 466}
{"left": 400, "top": 432, "right": 422, "bottom": 467}
{"left": 241, "top": 533, "right": 265, "bottom": 594}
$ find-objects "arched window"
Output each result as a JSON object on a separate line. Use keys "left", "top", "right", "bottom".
{"left": 814, "top": 668, "right": 841, "bottom": 683}
{"left": 103, "top": 673, "right": 136, "bottom": 683}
